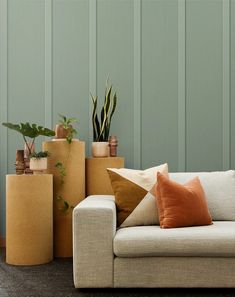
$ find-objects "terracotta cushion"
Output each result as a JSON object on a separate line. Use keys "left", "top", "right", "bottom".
{"left": 156, "top": 172, "right": 212, "bottom": 228}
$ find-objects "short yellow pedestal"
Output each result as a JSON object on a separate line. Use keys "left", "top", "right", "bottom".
{"left": 6, "top": 174, "right": 53, "bottom": 265}
{"left": 86, "top": 157, "right": 125, "bottom": 195}
{"left": 43, "top": 139, "right": 85, "bottom": 257}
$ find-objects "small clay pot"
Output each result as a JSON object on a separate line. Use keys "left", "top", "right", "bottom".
{"left": 108, "top": 136, "right": 118, "bottom": 157}
{"left": 55, "top": 124, "right": 72, "bottom": 139}
{"left": 15, "top": 150, "right": 25, "bottom": 175}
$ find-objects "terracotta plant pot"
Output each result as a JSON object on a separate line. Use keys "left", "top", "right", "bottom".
{"left": 91, "top": 142, "right": 109, "bottom": 158}
{"left": 30, "top": 158, "right": 48, "bottom": 174}
{"left": 55, "top": 124, "right": 72, "bottom": 139}
{"left": 15, "top": 150, "right": 25, "bottom": 175}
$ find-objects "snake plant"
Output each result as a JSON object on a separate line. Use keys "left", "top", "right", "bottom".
{"left": 91, "top": 82, "right": 117, "bottom": 142}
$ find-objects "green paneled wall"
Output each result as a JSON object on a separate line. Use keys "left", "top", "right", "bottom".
{"left": 186, "top": 0, "right": 223, "bottom": 171}
{"left": 0, "top": 0, "right": 234, "bottom": 237}
{"left": 142, "top": 0, "right": 178, "bottom": 171}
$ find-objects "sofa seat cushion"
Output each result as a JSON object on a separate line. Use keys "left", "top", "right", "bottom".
{"left": 114, "top": 221, "right": 235, "bottom": 257}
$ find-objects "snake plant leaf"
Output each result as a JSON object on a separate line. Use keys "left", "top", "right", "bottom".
{"left": 101, "top": 86, "right": 112, "bottom": 125}
{"left": 91, "top": 94, "right": 101, "bottom": 141}
{"left": 98, "top": 86, "right": 112, "bottom": 141}
{"left": 107, "top": 92, "right": 117, "bottom": 135}
{"left": 109, "top": 92, "right": 117, "bottom": 121}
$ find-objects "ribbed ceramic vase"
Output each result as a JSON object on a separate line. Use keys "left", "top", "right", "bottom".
{"left": 91, "top": 142, "right": 109, "bottom": 157}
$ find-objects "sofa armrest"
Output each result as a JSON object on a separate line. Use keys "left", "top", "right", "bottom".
{"left": 73, "top": 195, "right": 116, "bottom": 288}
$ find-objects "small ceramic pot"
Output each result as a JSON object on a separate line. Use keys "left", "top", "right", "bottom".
{"left": 30, "top": 157, "right": 48, "bottom": 174}
{"left": 55, "top": 124, "right": 72, "bottom": 139}
{"left": 91, "top": 142, "right": 109, "bottom": 157}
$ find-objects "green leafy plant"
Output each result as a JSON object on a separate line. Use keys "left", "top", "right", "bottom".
{"left": 58, "top": 114, "right": 77, "bottom": 144}
{"left": 57, "top": 195, "right": 74, "bottom": 213}
{"left": 90, "top": 80, "right": 117, "bottom": 142}
{"left": 55, "top": 161, "right": 66, "bottom": 185}
{"left": 2, "top": 122, "right": 55, "bottom": 154}
{"left": 55, "top": 161, "right": 74, "bottom": 213}
{"left": 30, "top": 151, "right": 50, "bottom": 159}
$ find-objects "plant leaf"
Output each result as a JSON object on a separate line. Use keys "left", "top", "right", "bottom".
{"left": 2, "top": 122, "right": 55, "bottom": 138}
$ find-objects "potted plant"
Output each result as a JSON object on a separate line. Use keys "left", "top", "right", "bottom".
{"left": 2, "top": 122, "right": 55, "bottom": 174}
{"left": 55, "top": 114, "right": 77, "bottom": 144}
{"left": 2, "top": 122, "right": 55, "bottom": 155}
{"left": 90, "top": 81, "right": 117, "bottom": 157}
{"left": 29, "top": 151, "right": 50, "bottom": 174}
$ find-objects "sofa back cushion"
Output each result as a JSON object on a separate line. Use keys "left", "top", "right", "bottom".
{"left": 169, "top": 170, "right": 235, "bottom": 221}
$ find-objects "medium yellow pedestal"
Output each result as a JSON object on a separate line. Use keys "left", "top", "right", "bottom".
{"left": 86, "top": 157, "right": 125, "bottom": 195}
{"left": 6, "top": 174, "right": 53, "bottom": 265}
{"left": 43, "top": 139, "right": 85, "bottom": 257}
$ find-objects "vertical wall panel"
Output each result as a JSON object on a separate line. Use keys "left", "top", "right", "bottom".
{"left": 133, "top": 0, "right": 141, "bottom": 169}
{"left": 186, "top": 0, "right": 223, "bottom": 171}
{"left": 53, "top": 0, "right": 89, "bottom": 152}
{"left": 178, "top": 0, "right": 186, "bottom": 172}
{"left": 231, "top": 0, "right": 235, "bottom": 169}
{"left": 0, "top": 0, "right": 8, "bottom": 239}
{"left": 8, "top": 0, "right": 45, "bottom": 175}
{"left": 97, "top": 0, "right": 134, "bottom": 168}
{"left": 141, "top": 0, "right": 178, "bottom": 171}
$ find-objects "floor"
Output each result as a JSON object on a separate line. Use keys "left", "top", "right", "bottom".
{"left": 0, "top": 249, "right": 234, "bottom": 297}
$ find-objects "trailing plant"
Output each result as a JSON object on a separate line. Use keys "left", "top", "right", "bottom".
{"left": 57, "top": 195, "right": 74, "bottom": 213}
{"left": 2, "top": 122, "right": 55, "bottom": 154}
{"left": 30, "top": 151, "right": 50, "bottom": 159}
{"left": 90, "top": 80, "right": 117, "bottom": 142}
{"left": 55, "top": 161, "right": 66, "bottom": 185}
{"left": 55, "top": 144, "right": 74, "bottom": 213}
{"left": 58, "top": 114, "right": 77, "bottom": 144}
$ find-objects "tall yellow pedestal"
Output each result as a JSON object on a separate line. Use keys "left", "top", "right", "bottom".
{"left": 86, "top": 157, "right": 125, "bottom": 195}
{"left": 43, "top": 139, "right": 85, "bottom": 257}
{"left": 6, "top": 174, "right": 53, "bottom": 265}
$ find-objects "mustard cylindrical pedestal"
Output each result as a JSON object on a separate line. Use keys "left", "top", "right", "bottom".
{"left": 86, "top": 157, "right": 125, "bottom": 195}
{"left": 6, "top": 174, "right": 53, "bottom": 265}
{"left": 43, "top": 139, "right": 85, "bottom": 257}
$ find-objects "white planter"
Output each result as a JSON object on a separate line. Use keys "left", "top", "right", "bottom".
{"left": 30, "top": 158, "right": 48, "bottom": 174}
{"left": 91, "top": 142, "right": 109, "bottom": 158}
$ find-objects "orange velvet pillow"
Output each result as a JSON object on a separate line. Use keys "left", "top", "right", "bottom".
{"left": 156, "top": 172, "right": 212, "bottom": 228}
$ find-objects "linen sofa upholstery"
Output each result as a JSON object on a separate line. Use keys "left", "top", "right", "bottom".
{"left": 114, "top": 222, "right": 235, "bottom": 257}
{"left": 73, "top": 195, "right": 116, "bottom": 288}
{"left": 170, "top": 170, "right": 235, "bottom": 220}
{"left": 73, "top": 171, "right": 235, "bottom": 288}
{"left": 114, "top": 257, "right": 235, "bottom": 288}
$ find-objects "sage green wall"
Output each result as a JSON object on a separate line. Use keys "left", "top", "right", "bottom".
{"left": 0, "top": 0, "right": 234, "bottom": 237}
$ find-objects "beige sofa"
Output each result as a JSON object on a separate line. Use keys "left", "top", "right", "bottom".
{"left": 73, "top": 171, "right": 235, "bottom": 288}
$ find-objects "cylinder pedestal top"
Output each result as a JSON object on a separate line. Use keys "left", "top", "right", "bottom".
{"left": 86, "top": 157, "right": 125, "bottom": 196}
